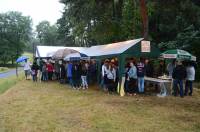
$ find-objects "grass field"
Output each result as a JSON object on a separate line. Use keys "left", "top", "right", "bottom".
{"left": 0, "top": 80, "right": 199, "bottom": 132}
{"left": 0, "top": 74, "right": 23, "bottom": 94}
{"left": 0, "top": 67, "right": 9, "bottom": 73}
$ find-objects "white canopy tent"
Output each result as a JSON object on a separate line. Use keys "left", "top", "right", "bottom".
{"left": 36, "top": 46, "right": 89, "bottom": 58}
{"left": 35, "top": 38, "right": 144, "bottom": 58}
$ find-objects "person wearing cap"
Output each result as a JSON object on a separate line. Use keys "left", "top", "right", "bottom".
{"left": 172, "top": 60, "right": 187, "bottom": 97}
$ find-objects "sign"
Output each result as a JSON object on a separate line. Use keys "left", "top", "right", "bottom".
{"left": 141, "top": 41, "right": 150, "bottom": 52}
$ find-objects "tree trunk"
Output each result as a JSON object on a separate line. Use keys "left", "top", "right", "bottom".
{"left": 139, "top": 0, "right": 149, "bottom": 40}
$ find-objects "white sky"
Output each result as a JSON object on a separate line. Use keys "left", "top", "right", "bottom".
{"left": 0, "top": 0, "right": 64, "bottom": 29}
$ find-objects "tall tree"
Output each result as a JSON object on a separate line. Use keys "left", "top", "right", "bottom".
{"left": 36, "top": 21, "right": 59, "bottom": 46}
{"left": 0, "top": 11, "right": 32, "bottom": 64}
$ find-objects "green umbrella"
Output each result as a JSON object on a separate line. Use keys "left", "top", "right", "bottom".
{"left": 161, "top": 49, "right": 196, "bottom": 61}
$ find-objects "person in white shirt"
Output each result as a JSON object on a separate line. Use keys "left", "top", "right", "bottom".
{"left": 107, "top": 62, "right": 116, "bottom": 94}
{"left": 101, "top": 59, "right": 109, "bottom": 90}
{"left": 185, "top": 62, "right": 195, "bottom": 96}
{"left": 24, "top": 59, "right": 31, "bottom": 80}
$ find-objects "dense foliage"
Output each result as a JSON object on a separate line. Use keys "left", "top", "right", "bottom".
{"left": 36, "top": 21, "right": 60, "bottom": 46}
{"left": 57, "top": 0, "right": 200, "bottom": 55}
{"left": 0, "top": 11, "right": 32, "bottom": 64}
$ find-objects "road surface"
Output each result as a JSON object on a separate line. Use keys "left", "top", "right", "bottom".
{"left": 0, "top": 67, "right": 23, "bottom": 78}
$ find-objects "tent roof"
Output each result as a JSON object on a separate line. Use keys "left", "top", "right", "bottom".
{"left": 36, "top": 46, "right": 89, "bottom": 58}
{"left": 36, "top": 38, "right": 144, "bottom": 58}
{"left": 86, "top": 38, "right": 143, "bottom": 56}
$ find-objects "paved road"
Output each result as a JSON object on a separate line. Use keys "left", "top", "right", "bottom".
{"left": 0, "top": 67, "right": 23, "bottom": 78}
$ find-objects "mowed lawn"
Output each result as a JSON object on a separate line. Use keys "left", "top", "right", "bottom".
{"left": 0, "top": 80, "right": 200, "bottom": 132}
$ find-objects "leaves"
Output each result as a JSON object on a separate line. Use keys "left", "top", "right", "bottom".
{"left": 0, "top": 11, "right": 32, "bottom": 64}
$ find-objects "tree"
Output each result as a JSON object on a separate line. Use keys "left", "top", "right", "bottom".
{"left": 36, "top": 21, "right": 59, "bottom": 46}
{"left": 0, "top": 11, "right": 32, "bottom": 64}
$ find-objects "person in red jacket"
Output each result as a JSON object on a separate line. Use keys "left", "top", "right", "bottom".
{"left": 46, "top": 62, "right": 54, "bottom": 80}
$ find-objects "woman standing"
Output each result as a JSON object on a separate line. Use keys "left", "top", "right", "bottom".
{"left": 72, "top": 62, "right": 81, "bottom": 89}
{"left": 31, "top": 61, "right": 39, "bottom": 82}
{"left": 106, "top": 62, "right": 116, "bottom": 94}
{"left": 185, "top": 62, "right": 195, "bottom": 96}
{"left": 46, "top": 62, "right": 54, "bottom": 81}
{"left": 127, "top": 62, "right": 137, "bottom": 96}
{"left": 81, "top": 62, "right": 89, "bottom": 89}
{"left": 41, "top": 61, "right": 48, "bottom": 81}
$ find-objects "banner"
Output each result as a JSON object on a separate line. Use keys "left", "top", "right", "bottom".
{"left": 141, "top": 41, "right": 151, "bottom": 52}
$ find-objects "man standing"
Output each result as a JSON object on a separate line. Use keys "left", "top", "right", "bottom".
{"left": 24, "top": 59, "right": 31, "bottom": 80}
{"left": 172, "top": 61, "right": 187, "bottom": 98}
{"left": 136, "top": 58, "right": 145, "bottom": 93}
{"left": 185, "top": 62, "right": 195, "bottom": 96}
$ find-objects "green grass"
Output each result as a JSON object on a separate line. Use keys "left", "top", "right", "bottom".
{"left": 0, "top": 74, "right": 23, "bottom": 94}
{"left": 0, "top": 80, "right": 199, "bottom": 132}
{"left": 0, "top": 67, "right": 9, "bottom": 73}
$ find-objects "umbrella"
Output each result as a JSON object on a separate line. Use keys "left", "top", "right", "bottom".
{"left": 64, "top": 52, "right": 88, "bottom": 61}
{"left": 52, "top": 48, "right": 78, "bottom": 59}
{"left": 16, "top": 56, "right": 29, "bottom": 63}
{"left": 161, "top": 49, "right": 196, "bottom": 61}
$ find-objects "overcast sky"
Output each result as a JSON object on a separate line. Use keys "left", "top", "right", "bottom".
{"left": 0, "top": 0, "right": 64, "bottom": 29}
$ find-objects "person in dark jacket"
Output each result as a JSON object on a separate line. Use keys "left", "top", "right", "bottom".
{"left": 172, "top": 60, "right": 187, "bottom": 97}
{"left": 136, "top": 58, "right": 145, "bottom": 93}
{"left": 31, "top": 61, "right": 39, "bottom": 82}
{"left": 81, "top": 62, "right": 89, "bottom": 89}
{"left": 60, "top": 62, "right": 66, "bottom": 83}
{"left": 72, "top": 62, "right": 81, "bottom": 89}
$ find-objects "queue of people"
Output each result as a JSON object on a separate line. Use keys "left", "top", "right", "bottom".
{"left": 23, "top": 59, "right": 97, "bottom": 90}
{"left": 23, "top": 57, "right": 196, "bottom": 97}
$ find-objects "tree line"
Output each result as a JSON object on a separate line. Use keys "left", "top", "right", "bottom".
{"left": 0, "top": 0, "right": 200, "bottom": 65}
{"left": 56, "top": 0, "right": 200, "bottom": 60}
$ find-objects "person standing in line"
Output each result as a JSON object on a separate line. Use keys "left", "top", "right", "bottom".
{"left": 46, "top": 61, "right": 54, "bottom": 81}
{"left": 23, "top": 59, "right": 31, "bottom": 80}
{"left": 167, "top": 59, "right": 176, "bottom": 78}
{"left": 31, "top": 61, "right": 39, "bottom": 82}
{"left": 81, "top": 62, "right": 89, "bottom": 89}
{"left": 88, "top": 60, "right": 97, "bottom": 84}
{"left": 127, "top": 62, "right": 137, "bottom": 96}
{"left": 60, "top": 61, "right": 66, "bottom": 84}
{"left": 54, "top": 61, "right": 60, "bottom": 80}
{"left": 101, "top": 59, "right": 109, "bottom": 91}
{"left": 106, "top": 62, "right": 116, "bottom": 94}
{"left": 67, "top": 61, "right": 73, "bottom": 87}
{"left": 172, "top": 61, "right": 187, "bottom": 98}
{"left": 136, "top": 58, "right": 145, "bottom": 94}
{"left": 41, "top": 61, "right": 48, "bottom": 81}
{"left": 124, "top": 62, "right": 131, "bottom": 94}
{"left": 72, "top": 62, "right": 81, "bottom": 89}
{"left": 184, "top": 62, "right": 195, "bottom": 96}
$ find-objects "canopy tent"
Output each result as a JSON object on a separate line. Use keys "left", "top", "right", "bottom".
{"left": 36, "top": 38, "right": 160, "bottom": 77}
{"left": 35, "top": 38, "right": 161, "bottom": 90}
{"left": 35, "top": 46, "right": 89, "bottom": 58}
{"left": 52, "top": 48, "right": 79, "bottom": 60}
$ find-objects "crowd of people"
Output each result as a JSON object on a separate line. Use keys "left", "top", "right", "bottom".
{"left": 23, "top": 57, "right": 196, "bottom": 97}
{"left": 23, "top": 59, "right": 97, "bottom": 90}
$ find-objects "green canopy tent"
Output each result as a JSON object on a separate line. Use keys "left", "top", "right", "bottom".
{"left": 87, "top": 38, "right": 161, "bottom": 91}
{"left": 160, "top": 49, "right": 196, "bottom": 61}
